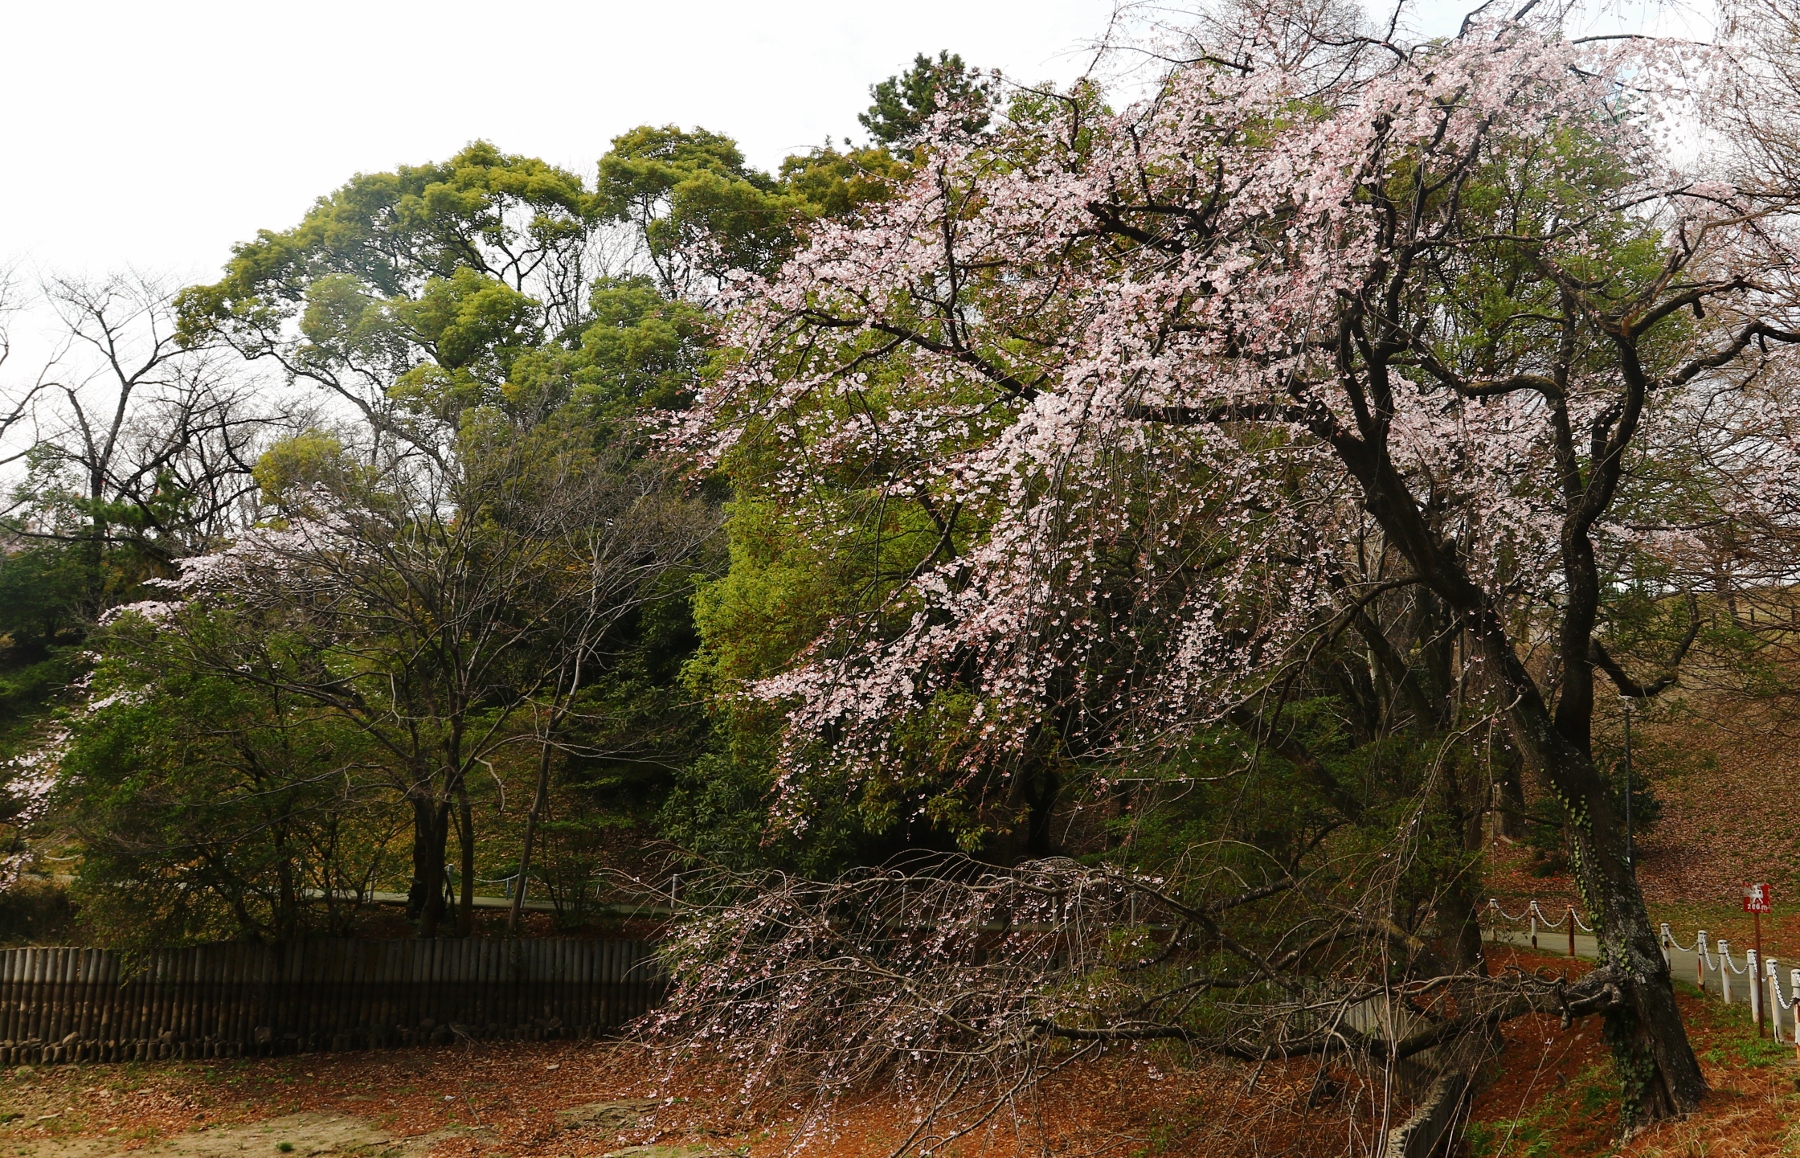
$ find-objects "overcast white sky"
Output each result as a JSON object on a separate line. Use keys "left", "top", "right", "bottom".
{"left": 0, "top": 0, "right": 1510, "bottom": 292}
{"left": 4, "top": 0, "right": 1108, "bottom": 284}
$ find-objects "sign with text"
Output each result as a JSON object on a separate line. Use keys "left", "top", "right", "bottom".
{"left": 1744, "top": 883, "right": 1773, "bottom": 913}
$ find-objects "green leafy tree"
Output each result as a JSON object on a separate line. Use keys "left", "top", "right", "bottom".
{"left": 595, "top": 126, "right": 806, "bottom": 300}
{"left": 859, "top": 51, "right": 995, "bottom": 145}
{"left": 177, "top": 143, "right": 603, "bottom": 437}
{"left": 59, "top": 613, "right": 397, "bottom": 945}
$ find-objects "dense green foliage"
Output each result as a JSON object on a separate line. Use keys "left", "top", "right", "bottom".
{"left": 0, "top": 42, "right": 1774, "bottom": 975}
{"left": 0, "top": 54, "right": 949, "bottom": 940}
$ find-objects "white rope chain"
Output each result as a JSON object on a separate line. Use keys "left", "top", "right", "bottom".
{"left": 1488, "top": 899, "right": 1533, "bottom": 923}
{"left": 1526, "top": 907, "right": 1584, "bottom": 936}
{"left": 1486, "top": 900, "right": 1783, "bottom": 983}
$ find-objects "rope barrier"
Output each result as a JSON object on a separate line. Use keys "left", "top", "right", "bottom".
{"left": 1791, "top": 970, "right": 1800, "bottom": 1061}
{"left": 1698, "top": 931, "right": 1730, "bottom": 972}
{"left": 1484, "top": 898, "right": 1800, "bottom": 1030}
{"left": 1768, "top": 958, "right": 1789, "bottom": 1046}
{"left": 1488, "top": 899, "right": 1533, "bottom": 922}
{"left": 1661, "top": 922, "right": 1696, "bottom": 953}
{"left": 1528, "top": 901, "right": 1568, "bottom": 929}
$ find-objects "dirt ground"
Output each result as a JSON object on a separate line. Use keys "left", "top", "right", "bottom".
{"left": 0, "top": 1045, "right": 692, "bottom": 1158}
{"left": 0, "top": 1032, "right": 1377, "bottom": 1158}
{"left": 1, "top": 950, "right": 1794, "bottom": 1158}
{"left": 1467, "top": 948, "right": 1800, "bottom": 1157}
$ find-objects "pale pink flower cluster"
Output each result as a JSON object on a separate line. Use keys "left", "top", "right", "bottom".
{"left": 0, "top": 670, "right": 150, "bottom": 892}
{"left": 674, "top": 19, "right": 1800, "bottom": 818}
{"left": 0, "top": 738, "right": 65, "bottom": 891}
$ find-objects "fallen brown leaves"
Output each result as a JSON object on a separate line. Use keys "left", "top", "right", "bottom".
{"left": 1469, "top": 948, "right": 1800, "bottom": 1157}
{"left": 3, "top": 954, "right": 1786, "bottom": 1156}
{"left": 0, "top": 1031, "right": 1391, "bottom": 1156}
{"left": 1485, "top": 693, "right": 1800, "bottom": 959}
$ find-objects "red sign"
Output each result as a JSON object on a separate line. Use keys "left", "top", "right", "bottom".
{"left": 1744, "top": 883, "right": 1773, "bottom": 913}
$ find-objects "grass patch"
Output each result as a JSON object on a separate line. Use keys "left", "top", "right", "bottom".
{"left": 1466, "top": 1061, "right": 1617, "bottom": 1157}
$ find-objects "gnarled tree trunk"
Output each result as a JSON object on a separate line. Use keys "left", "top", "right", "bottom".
{"left": 1477, "top": 614, "right": 1705, "bottom": 1125}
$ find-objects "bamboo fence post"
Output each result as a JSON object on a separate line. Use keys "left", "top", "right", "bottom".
{"left": 1, "top": 949, "right": 18, "bottom": 1045}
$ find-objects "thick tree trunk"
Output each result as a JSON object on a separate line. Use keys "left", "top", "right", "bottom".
{"left": 408, "top": 797, "right": 450, "bottom": 938}
{"left": 1493, "top": 743, "right": 1528, "bottom": 839}
{"left": 1345, "top": 475, "right": 1701, "bottom": 1125}
{"left": 1340, "top": 406, "right": 1705, "bottom": 1128}
{"left": 1440, "top": 757, "right": 1489, "bottom": 969}
{"left": 1482, "top": 624, "right": 1706, "bottom": 1127}
{"left": 1022, "top": 766, "right": 1061, "bottom": 857}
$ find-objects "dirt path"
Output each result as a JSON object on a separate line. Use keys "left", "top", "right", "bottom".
{"left": 0, "top": 1044, "right": 720, "bottom": 1158}
{"left": 0, "top": 1105, "right": 733, "bottom": 1157}
{"left": 0, "top": 1036, "right": 1361, "bottom": 1158}
{"left": 6, "top": 1112, "right": 403, "bottom": 1156}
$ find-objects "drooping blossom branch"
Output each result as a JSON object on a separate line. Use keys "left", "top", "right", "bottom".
{"left": 672, "top": 0, "right": 1800, "bottom": 1126}
{"left": 644, "top": 856, "right": 1623, "bottom": 1155}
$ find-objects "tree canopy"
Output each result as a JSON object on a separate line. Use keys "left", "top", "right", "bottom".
{"left": 7, "top": 12, "right": 1800, "bottom": 1149}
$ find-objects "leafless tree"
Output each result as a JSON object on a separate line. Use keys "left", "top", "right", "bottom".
{"left": 0, "top": 269, "right": 45, "bottom": 484}
{"left": 645, "top": 856, "right": 1622, "bottom": 1157}
{"left": 503, "top": 442, "right": 721, "bottom": 933}
{"left": 5, "top": 272, "right": 296, "bottom": 605}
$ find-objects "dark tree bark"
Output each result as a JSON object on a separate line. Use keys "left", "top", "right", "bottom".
{"left": 508, "top": 745, "right": 555, "bottom": 936}
{"left": 455, "top": 780, "right": 475, "bottom": 937}
{"left": 1494, "top": 744, "right": 1528, "bottom": 839}
{"left": 1333, "top": 378, "right": 1708, "bottom": 1125}
{"left": 407, "top": 796, "right": 452, "bottom": 938}
{"left": 1022, "top": 766, "right": 1061, "bottom": 857}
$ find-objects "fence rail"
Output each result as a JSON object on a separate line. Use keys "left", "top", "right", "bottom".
{"left": 0, "top": 938, "right": 662, "bottom": 1066}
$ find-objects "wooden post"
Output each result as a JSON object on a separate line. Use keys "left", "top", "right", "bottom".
{"left": 1750, "top": 949, "right": 1763, "bottom": 1035}
{"left": 1791, "top": 969, "right": 1800, "bottom": 1063}
{"left": 1568, "top": 906, "right": 1577, "bottom": 958}
{"left": 1769, "top": 958, "right": 1782, "bottom": 1044}
{"left": 1756, "top": 910, "right": 1766, "bottom": 1037}
{"left": 0, "top": 949, "right": 16, "bottom": 1045}
{"left": 2, "top": 949, "right": 13, "bottom": 1047}
{"left": 1697, "top": 931, "right": 1707, "bottom": 991}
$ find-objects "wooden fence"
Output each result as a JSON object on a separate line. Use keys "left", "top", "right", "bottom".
{"left": 0, "top": 939, "right": 662, "bottom": 1065}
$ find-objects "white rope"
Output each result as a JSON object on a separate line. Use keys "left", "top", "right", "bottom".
{"left": 1488, "top": 898, "right": 1533, "bottom": 922}
{"left": 1759, "top": 957, "right": 1783, "bottom": 1045}
{"left": 1661, "top": 922, "right": 1696, "bottom": 953}
{"left": 1484, "top": 897, "right": 1596, "bottom": 931}
{"left": 1699, "top": 929, "right": 1728, "bottom": 972}
{"left": 1482, "top": 904, "right": 1780, "bottom": 1022}
{"left": 1529, "top": 901, "right": 1570, "bottom": 929}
